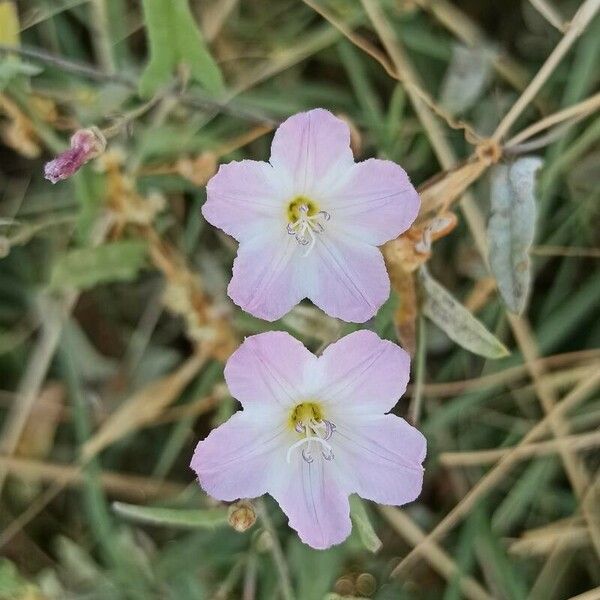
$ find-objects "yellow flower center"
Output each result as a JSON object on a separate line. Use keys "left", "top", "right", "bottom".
{"left": 286, "top": 196, "right": 320, "bottom": 222}
{"left": 289, "top": 401, "right": 324, "bottom": 430}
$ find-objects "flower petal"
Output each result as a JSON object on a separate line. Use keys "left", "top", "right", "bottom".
{"left": 317, "top": 330, "right": 411, "bottom": 414}
{"left": 269, "top": 109, "right": 354, "bottom": 196}
{"left": 203, "top": 160, "right": 289, "bottom": 242}
{"left": 307, "top": 233, "right": 390, "bottom": 322}
{"left": 228, "top": 230, "right": 308, "bottom": 321}
{"left": 191, "top": 411, "right": 289, "bottom": 501}
{"left": 334, "top": 414, "right": 426, "bottom": 505}
{"left": 224, "top": 331, "right": 317, "bottom": 411}
{"left": 327, "top": 159, "right": 420, "bottom": 245}
{"left": 272, "top": 453, "right": 351, "bottom": 549}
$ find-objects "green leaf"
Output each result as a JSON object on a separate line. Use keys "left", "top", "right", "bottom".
{"left": 349, "top": 495, "right": 382, "bottom": 553}
{"left": 113, "top": 502, "right": 229, "bottom": 529}
{"left": 487, "top": 157, "right": 542, "bottom": 314}
{"left": 50, "top": 240, "right": 147, "bottom": 290}
{"left": 0, "top": 57, "right": 42, "bottom": 91}
{"left": 289, "top": 537, "right": 345, "bottom": 598}
{"left": 139, "top": 0, "right": 224, "bottom": 98}
{"left": 419, "top": 267, "right": 509, "bottom": 359}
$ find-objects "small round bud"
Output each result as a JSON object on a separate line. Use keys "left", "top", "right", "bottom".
{"left": 228, "top": 500, "right": 256, "bottom": 533}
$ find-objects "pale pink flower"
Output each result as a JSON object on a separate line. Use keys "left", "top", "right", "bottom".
{"left": 202, "top": 109, "right": 420, "bottom": 322}
{"left": 44, "top": 127, "right": 106, "bottom": 184}
{"left": 190, "top": 330, "right": 426, "bottom": 550}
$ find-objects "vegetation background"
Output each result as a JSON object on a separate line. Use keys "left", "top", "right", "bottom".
{"left": 0, "top": 0, "right": 599, "bottom": 598}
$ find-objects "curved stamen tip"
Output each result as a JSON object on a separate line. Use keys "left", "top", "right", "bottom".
{"left": 286, "top": 418, "right": 336, "bottom": 464}
{"left": 301, "top": 447, "right": 314, "bottom": 463}
{"left": 322, "top": 448, "right": 334, "bottom": 461}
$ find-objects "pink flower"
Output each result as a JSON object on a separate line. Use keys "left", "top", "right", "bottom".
{"left": 44, "top": 127, "right": 106, "bottom": 184}
{"left": 190, "top": 330, "right": 426, "bottom": 550}
{"left": 202, "top": 109, "right": 420, "bottom": 322}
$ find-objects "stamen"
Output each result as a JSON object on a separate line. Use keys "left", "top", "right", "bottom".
{"left": 301, "top": 447, "right": 314, "bottom": 463}
{"left": 286, "top": 415, "right": 336, "bottom": 464}
{"left": 287, "top": 204, "right": 331, "bottom": 256}
{"left": 286, "top": 435, "right": 334, "bottom": 464}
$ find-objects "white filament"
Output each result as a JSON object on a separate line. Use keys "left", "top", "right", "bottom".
{"left": 287, "top": 204, "right": 330, "bottom": 256}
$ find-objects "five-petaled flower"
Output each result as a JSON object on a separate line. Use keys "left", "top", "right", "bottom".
{"left": 202, "top": 108, "right": 420, "bottom": 323}
{"left": 190, "top": 330, "right": 426, "bottom": 550}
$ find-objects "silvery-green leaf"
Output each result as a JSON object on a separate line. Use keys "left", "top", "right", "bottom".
{"left": 439, "top": 44, "right": 491, "bottom": 115}
{"left": 50, "top": 240, "right": 147, "bottom": 290}
{"left": 419, "top": 268, "right": 509, "bottom": 359}
{"left": 350, "top": 495, "right": 382, "bottom": 553}
{"left": 487, "top": 157, "right": 543, "bottom": 314}
{"left": 113, "top": 503, "right": 228, "bottom": 529}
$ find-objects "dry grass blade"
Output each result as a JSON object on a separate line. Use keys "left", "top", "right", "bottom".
{"left": 81, "top": 349, "right": 208, "bottom": 460}
{"left": 506, "top": 92, "right": 600, "bottom": 147}
{"left": 509, "top": 316, "right": 600, "bottom": 561}
{"left": 492, "top": 0, "right": 600, "bottom": 141}
{"left": 509, "top": 518, "right": 589, "bottom": 556}
{"left": 440, "top": 429, "right": 600, "bottom": 467}
{"left": 528, "top": 0, "right": 567, "bottom": 32}
{"left": 0, "top": 455, "right": 186, "bottom": 501}
{"left": 411, "top": 349, "right": 600, "bottom": 398}
{"left": 379, "top": 506, "right": 494, "bottom": 600}
{"left": 391, "top": 369, "right": 600, "bottom": 578}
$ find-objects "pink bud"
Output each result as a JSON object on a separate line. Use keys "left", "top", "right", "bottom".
{"left": 44, "top": 127, "right": 106, "bottom": 184}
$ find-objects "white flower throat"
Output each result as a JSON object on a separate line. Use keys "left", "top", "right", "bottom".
{"left": 286, "top": 402, "right": 336, "bottom": 464}
{"left": 286, "top": 198, "right": 330, "bottom": 256}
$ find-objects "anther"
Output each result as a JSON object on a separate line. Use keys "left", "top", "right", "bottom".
{"left": 287, "top": 204, "right": 331, "bottom": 256}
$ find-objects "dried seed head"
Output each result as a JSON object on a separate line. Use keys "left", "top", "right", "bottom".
{"left": 227, "top": 500, "right": 256, "bottom": 532}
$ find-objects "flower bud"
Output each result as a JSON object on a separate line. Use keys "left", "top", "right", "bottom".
{"left": 227, "top": 500, "right": 256, "bottom": 533}
{"left": 44, "top": 127, "right": 106, "bottom": 184}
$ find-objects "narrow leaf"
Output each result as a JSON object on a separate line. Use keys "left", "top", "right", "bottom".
{"left": 419, "top": 268, "right": 509, "bottom": 359}
{"left": 488, "top": 157, "right": 542, "bottom": 314}
{"left": 139, "top": 0, "right": 224, "bottom": 98}
{"left": 50, "top": 240, "right": 147, "bottom": 290}
{"left": 113, "top": 502, "right": 228, "bottom": 529}
{"left": 350, "top": 495, "right": 382, "bottom": 553}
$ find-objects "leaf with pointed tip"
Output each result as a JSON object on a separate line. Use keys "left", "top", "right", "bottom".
{"left": 139, "top": 0, "right": 224, "bottom": 98}
{"left": 419, "top": 268, "right": 509, "bottom": 359}
{"left": 50, "top": 241, "right": 147, "bottom": 290}
{"left": 350, "top": 495, "right": 382, "bottom": 553}
{"left": 488, "top": 157, "right": 542, "bottom": 314}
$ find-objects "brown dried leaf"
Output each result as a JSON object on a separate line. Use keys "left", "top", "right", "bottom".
{"left": 81, "top": 352, "right": 207, "bottom": 460}
{"left": 383, "top": 211, "right": 458, "bottom": 274}
{"left": 176, "top": 152, "right": 218, "bottom": 187}
{"left": 418, "top": 159, "right": 488, "bottom": 219}
{"left": 16, "top": 382, "right": 64, "bottom": 459}
{"left": 0, "top": 94, "right": 42, "bottom": 158}
{"left": 390, "top": 268, "right": 418, "bottom": 355}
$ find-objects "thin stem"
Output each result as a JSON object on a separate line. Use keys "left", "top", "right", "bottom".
{"left": 409, "top": 316, "right": 427, "bottom": 425}
{"left": 256, "top": 500, "right": 295, "bottom": 600}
